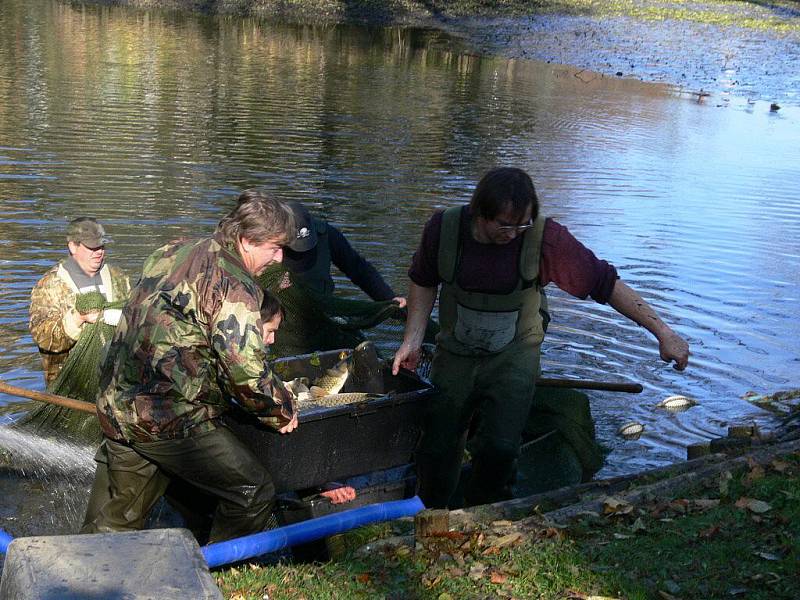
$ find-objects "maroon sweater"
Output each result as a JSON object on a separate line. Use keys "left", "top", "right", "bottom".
{"left": 408, "top": 208, "right": 618, "bottom": 303}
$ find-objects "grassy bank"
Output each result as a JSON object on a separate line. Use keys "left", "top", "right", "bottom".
{"left": 215, "top": 450, "right": 799, "bottom": 599}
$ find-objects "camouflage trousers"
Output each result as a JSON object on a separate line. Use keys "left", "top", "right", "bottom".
{"left": 81, "top": 424, "right": 277, "bottom": 543}
{"left": 416, "top": 339, "right": 541, "bottom": 509}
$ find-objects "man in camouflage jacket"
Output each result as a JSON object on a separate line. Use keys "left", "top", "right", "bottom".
{"left": 29, "top": 218, "right": 130, "bottom": 385}
{"left": 82, "top": 191, "right": 299, "bottom": 543}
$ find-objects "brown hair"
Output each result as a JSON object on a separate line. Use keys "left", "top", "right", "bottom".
{"left": 216, "top": 189, "right": 295, "bottom": 246}
{"left": 469, "top": 167, "right": 539, "bottom": 222}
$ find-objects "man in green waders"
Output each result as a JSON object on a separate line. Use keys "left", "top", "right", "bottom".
{"left": 82, "top": 192, "right": 299, "bottom": 542}
{"left": 29, "top": 218, "right": 130, "bottom": 386}
{"left": 392, "top": 167, "right": 690, "bottom": 508}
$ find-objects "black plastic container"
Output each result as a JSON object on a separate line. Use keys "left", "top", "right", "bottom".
{"left": 226, "top": 349, "right": 433, "bottom": 494}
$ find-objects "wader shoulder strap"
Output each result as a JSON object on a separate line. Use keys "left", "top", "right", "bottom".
{"left": 55, "top": 263, "right": 80, "bottom": 294}
{"left": 519, "top": 214, "right": 546, "bottom": 283}
{"left": 437, "top": 206, "right": 463, "bottom": 284}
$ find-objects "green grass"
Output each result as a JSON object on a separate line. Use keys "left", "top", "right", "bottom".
{"left": 215, "top": 452, "right": 800, "bottom": 599}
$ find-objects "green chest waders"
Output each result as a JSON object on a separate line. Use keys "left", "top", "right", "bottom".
{"left": 416, "top": 206, "right": 547, "bottom": 508}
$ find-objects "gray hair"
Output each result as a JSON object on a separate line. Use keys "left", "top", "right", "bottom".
{"left": 216, "top": 189, "right": 295, "bottom": 246}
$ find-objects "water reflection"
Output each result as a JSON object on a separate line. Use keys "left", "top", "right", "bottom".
{"left": 1, "top": 0, "right": 799, "bottom": 492}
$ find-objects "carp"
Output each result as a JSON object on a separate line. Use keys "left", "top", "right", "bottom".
{"left": 300, "top": 392, "right": 380, "bottom": 408}
{"left": 310, "top": 350, "right": 353, "bottom": 398}
{"left": 656, "top": 394, "right": 698, "bottom": 411}
{"left": 617, "top": 422, "right": 645, "bottom": 440}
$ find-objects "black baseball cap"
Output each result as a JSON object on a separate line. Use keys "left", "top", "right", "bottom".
{"left": 287, "top": 201, "right": 318, "bottom": 252}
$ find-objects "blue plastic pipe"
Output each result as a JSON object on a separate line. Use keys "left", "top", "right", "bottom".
{"left": 0, "top": 528, "right": 13, "bottom": 554}
{"left": 202, "top": 495, "right": 425, "bottom": 568}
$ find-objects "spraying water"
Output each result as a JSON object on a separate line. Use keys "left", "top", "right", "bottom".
{"left": 0, "top": 424, "right": 97, "bottom": 539}
{"left": 0, "top": 426, "right": 95, "bottom": 480}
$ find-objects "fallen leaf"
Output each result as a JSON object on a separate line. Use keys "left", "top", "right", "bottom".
{"left": 355, "top": 573, "right": 370, "bottom": 584}
{"left": 540, "top": 527, "right": 562, "bottom": 539}
{"left": 448, "top": 568, "right": 464, "bottom": 577}
{"left": 630, "top": 517, "right": 647, "bottom": 533}
{"left": 657, "top": 591, "right": 679, "bottom": 600}
{"left": 727, "top": 587, "right": 749, "bottom": 596}
{"left": 490, "top": 572, "right": 508, "bottom": 584}
{"left": 494, "top": 532, "right": 523, "bottom": 548}
{"left": 698, "top": 524, "right": 720, "bottom": 539}
{"left": 602, "top": 496, "right": 634, "bottom": 515}
{"left": 437, "top": 593, "right": 453, "bottom": 600}
{"left": 691, "top": 498, "right": 720, "bottom": 511}
{"left": 770, "top": 459, "right": 791, "bottom": 473}
{"left": 469, "top": 562, "right": 487, "bottom": 579}
{"left": 613, "top": 533, "right": 632, "bottom": 539}
{"left": 491, "top": 520, "right": 513, "bottom": 527}
{"left": 744, "top": 464, "right": 765, "bottom": 485}
{"left": 754, "top": 551, "right": 781, "bottom": 561}
{"left": 734, "top": 497, "right": 772, "bottom": 513}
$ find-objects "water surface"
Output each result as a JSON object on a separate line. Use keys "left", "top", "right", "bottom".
{"left": 1, "top": 0, "right": 799, "bottom": 534}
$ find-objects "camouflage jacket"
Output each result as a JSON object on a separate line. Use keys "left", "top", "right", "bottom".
{"left": 96, "top": 235, "right": 296, "bottom": 443}
{"left": 29, "top": 261, "right": 131, "bottom": 385}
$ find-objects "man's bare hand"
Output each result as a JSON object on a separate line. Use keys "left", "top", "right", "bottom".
{"left": 80, "top": 310, "right": 101, "bottom": 325}
{"left": 278, "top": 412, "right": 298, "bottom": 434}
{"left": 659, "top": 330, "right": 690, "bottom": 371}
{"left": 320, "top": 486, "right": 357, "bottom": 504}
{"left": 392, "top": 343, "right": 421, "bottom": 376}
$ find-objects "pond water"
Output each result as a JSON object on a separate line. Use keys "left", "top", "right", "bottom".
{"left": 1, "top": 0, "right": 799, "bottom": 535}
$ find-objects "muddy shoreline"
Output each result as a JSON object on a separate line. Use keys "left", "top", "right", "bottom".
{"left": 68, "top": 0, "right": 800, "bottom": 106}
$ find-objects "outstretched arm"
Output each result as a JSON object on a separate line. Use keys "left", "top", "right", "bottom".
{"left": 328, "top": 226, "right": 398, "bottom": 301}
{"left": 608, "top": 280, "right": 689, "bottom": 371}
{"left": 392, "top": 282, "right": 438, "bottom": 375}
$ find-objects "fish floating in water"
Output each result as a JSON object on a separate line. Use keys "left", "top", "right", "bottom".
{"left": 655, "top": 394, "right": 698, "bottom": 411}
{"left": 617, "top": 422, "right": 645, "bottom": 440}
{"left": 310, "top": 350, "right": 353, "bottom": 398}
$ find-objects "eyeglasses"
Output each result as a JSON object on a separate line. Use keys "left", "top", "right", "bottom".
{"left": 495, "top": 219, "right": 535, "bottom": 233}
{"left": 81, "top": 244, "right": 106, "bottom": 254}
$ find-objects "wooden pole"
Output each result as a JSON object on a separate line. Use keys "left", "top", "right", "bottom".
{"left": 0, "top": 380, "right": 96, "bottom": 414}
{"left": 537, "top": 377, "right": 643, "bottom": 394}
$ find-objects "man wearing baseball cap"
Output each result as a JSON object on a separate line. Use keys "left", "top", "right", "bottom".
{"left": 29, "top": 217, "right": 130, "bottom": 386}
{"left": 283, "top": 201, "right": 406, "bottom": 307}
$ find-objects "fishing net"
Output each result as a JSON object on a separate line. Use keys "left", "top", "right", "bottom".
{"left": 13, "top": 292, "right": 123, "bottom": 443}
{"left": 257, "top": 264, "right": 438, "bottom": 359}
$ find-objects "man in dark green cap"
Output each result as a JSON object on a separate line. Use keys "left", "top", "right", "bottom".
{"left": 29, "top": 217, "right": 130, "bottom": 385}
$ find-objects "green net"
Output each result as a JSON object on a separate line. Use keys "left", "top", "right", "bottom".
{"left": 257, "top": 264, "right": 438, "bottom": 359}
{"left": 14, "top": 294, "right": 125, "bottom": 443}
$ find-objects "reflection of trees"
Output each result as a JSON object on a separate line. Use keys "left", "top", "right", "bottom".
{"left": 0, "top": 0, "right": 681, "bottom": 376}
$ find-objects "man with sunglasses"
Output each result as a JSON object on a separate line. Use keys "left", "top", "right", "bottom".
{"left": 393, "top": 167, "right": 689, "bottom": 508}
{"left": 29, "top": 217, "right": 130, "bottom": 386}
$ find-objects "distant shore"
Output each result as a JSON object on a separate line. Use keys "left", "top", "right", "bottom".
{"left": 67, "top": 0, "right": 800, "bottom": 104}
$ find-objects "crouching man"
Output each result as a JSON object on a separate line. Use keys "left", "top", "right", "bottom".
{"left": 82, "top": 190, "right": 299, "bottom": 542}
